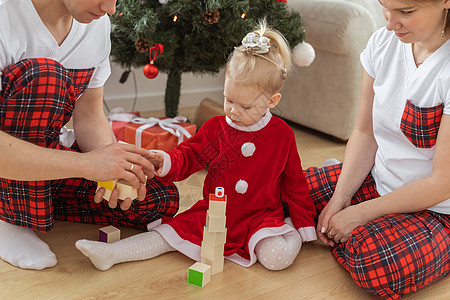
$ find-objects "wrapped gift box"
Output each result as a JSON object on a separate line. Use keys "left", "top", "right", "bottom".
{"left": 124, "top": 116, "right": 196, "bottom": 151}
{"left": 107, "top": 108, "right": 141, "bottom": 141}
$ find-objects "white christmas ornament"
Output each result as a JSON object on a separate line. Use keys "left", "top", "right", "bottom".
{"left": 292, "top": 42, "right": 315, "bottom": 67}
{"left": 241, "top": 142, "right": 256, "bottom": 157}
{"left": 235, "top": 180, "right": 248, "bottom": 194}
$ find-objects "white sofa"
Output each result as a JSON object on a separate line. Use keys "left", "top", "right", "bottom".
{"left": 275, "top": 0, "right": 386, "bottom": 140}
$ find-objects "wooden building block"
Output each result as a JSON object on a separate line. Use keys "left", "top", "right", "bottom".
{"left": 208, "top": 200, "right": 227, "bottom": 217}
{"left": 187, "top": 262, "right": 211, "bottom": 287}
{"left": 98, "top": 225, "right": 121, "bottom": 243}
{"left": 203, "top": 227, "right": 227, "bottom": 247}
{"left": 201, "top": 242, "right": 224, "bottom": 262}
{"left": 116, "top": 179, "right": 138, "bottom": 200}
{"left": 96, "top": 180, "right": 118, "bottom": 201}
{"left": 201, "top": 256, "right": 224, "bottom": 275}
{"left": 97, "top": 180, "right": 117, "bottom": 191}
{"left": 206, "top": 212, "right": 226, "bottom": 232}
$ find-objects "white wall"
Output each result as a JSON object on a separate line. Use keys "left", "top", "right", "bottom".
{"left": 103, "top": 62, "right": 225, "bottom": 113}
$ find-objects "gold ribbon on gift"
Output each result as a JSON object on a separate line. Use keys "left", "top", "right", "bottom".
{"left": 131, "top": 116, "right": 192, "bottom": 148}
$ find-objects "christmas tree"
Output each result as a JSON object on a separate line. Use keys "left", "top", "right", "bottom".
{"left": 111, "top": 0, "right": 308, "bottom": 117}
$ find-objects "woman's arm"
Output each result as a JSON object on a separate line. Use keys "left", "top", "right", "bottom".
{"left": 317, "top": 69, "right": 379, "bottom": 245}
{"left": 328, "top": 115, "right": 450, "bottom": 244}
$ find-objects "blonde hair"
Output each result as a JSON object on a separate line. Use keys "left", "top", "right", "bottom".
{"left": 226, "top": 20, "right": 292, "bottom": 95}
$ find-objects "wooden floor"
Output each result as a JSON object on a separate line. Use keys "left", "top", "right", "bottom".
{"left": 1, "top": 108, "right": 450, "bottom": 299}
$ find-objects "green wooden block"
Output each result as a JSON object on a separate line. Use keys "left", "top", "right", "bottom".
{"left": 188, "top": 262, "right": 211, "bottom": 287}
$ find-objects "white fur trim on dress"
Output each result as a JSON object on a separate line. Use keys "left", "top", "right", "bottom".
{"left": 298, "top": 226, "right": 317, "bottom": 242}
{"left": 226, "top": 109, "right": 272, "bottom": 132}
{"left": 147, "top": 219, "right": 202, "bottom": 261}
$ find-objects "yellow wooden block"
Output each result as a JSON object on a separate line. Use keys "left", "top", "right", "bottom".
{"left": 98, "top": 180, "right": 116, "bottom": 191}
{"left": 96, "top": 182, "right": 116, "bottom": 201}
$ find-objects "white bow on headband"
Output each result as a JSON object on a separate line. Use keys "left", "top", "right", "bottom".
{"left": 241, "top": 32, "right": 271, "bottom": 54}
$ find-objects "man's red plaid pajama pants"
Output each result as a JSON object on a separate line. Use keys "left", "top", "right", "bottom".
{"left": 304, "top": 163, "right": 450, "bottom": 299}
{"left": 0, "top": 58, "right": 179, "bottom": 233}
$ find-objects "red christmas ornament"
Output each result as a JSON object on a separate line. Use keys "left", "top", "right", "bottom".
{"left": 143, "top": 62, "right": 159, "bottom": 79}
{"left": 143, "top": 43, "right": 164, "bottom": 79}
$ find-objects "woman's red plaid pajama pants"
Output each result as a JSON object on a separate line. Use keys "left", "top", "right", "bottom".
{"left": 0, "top": 58, "right": 179, "bottom": 233}
{"left": 304, "top": 163, "right": 450, "bottom": 299}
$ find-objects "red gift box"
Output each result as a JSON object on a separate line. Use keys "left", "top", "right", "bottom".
{"left": 124, "top": 116, "right": 196, "bottom": 151}
{"left": 107, "top": 108, "right": 141, "bottom": 141}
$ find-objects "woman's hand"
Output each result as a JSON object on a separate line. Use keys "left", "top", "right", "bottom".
{"left": 326, "top": 204, "right": 372, "bottom": 245}
{"left": 316, "top": 195, "right": 351, "bottom": 247}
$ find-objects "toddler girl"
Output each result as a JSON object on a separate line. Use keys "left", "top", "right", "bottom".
{"left": 76, "top": 21, "right": 317, "bottom": 271}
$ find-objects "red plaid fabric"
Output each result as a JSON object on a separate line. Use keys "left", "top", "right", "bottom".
{"left": 0, "top": 58, "right": 179, "bottom": 232}
{"left": 304, "top": 164, "right": 450, "bottom": 299}
{"left": 400, "top": 99, "right": 443, "bottom": 149}
{"left": 304, "top": 163, "right": 379, "bottom": 210}
{"left": 52, "top": 177, "right": 179, "bottom": 229}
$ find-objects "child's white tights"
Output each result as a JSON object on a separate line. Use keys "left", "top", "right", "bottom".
{"left": 0, "top": 220, "right": 57, "bottom": 270}
{"left": 76, "top": 218, "right": 302, "bottom": 271}
{"left": 75, "top": 230, "right": 174, "bottom": 271}
{"left": 255, "top": 218, "right": 302, "bottom": 270}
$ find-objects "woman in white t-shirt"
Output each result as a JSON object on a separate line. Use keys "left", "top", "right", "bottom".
{"left": 304, "top": 0, "right": 450, "bottom": 298}
{"left": 0, "top": 0, "right": 178, "bottom": 271}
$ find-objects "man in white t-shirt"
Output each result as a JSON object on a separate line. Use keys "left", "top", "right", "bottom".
{"left": 0, "top": 0, "right": 179, "bottom": 270}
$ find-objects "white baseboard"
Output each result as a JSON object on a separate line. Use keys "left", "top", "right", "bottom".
{"left": 104, "top": 63, "right": 225, "bottom": 113}
{"left": 103, "top": 87, "right": 224, "bottom": 113}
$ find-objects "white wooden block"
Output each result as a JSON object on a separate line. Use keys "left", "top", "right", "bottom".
{"left": 206, "top": 212, "right": 226, "bottom": 232}
{"left": 201, "top": 242, "right": 224, "bottom": 262}
{"left": 116, "top": 179, "right": 138, "bottom": 200}
{"left": 201, "top": 256, "right": 224, "bottom": 275}
{"left": 202, "top": 227, "right": 227, "bottom": 247}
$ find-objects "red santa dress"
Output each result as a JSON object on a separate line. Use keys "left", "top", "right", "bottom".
{"left": 148, "top": 111, "right": 317, "bottom": 267}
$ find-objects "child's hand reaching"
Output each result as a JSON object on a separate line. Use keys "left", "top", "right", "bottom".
{"left": 147, "top": 151, "right": 165, "bottom": 176}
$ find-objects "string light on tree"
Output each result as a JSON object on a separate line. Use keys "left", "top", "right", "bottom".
{"left": 111, "top": 0, "right": 311, "bottom": 117}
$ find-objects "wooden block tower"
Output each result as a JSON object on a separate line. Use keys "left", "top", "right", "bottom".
{"left": 188, "top": 187, "right": 228, "bottom": 287}
{"left": 201, "top": 186, "right": 227, "bottom": 275}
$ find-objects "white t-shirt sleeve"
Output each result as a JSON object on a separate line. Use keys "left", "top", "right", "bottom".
{"left": 88, "top": 17, "right": 112, "bottom": 88}
{"left": 360, "top": 32, "right": 377, "bottom": 78}
{"left": 360, "top": 27, "right": 390, "bottom": 79}
{"left": 440, "top": 62, "right": 450, "bottom": 115}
